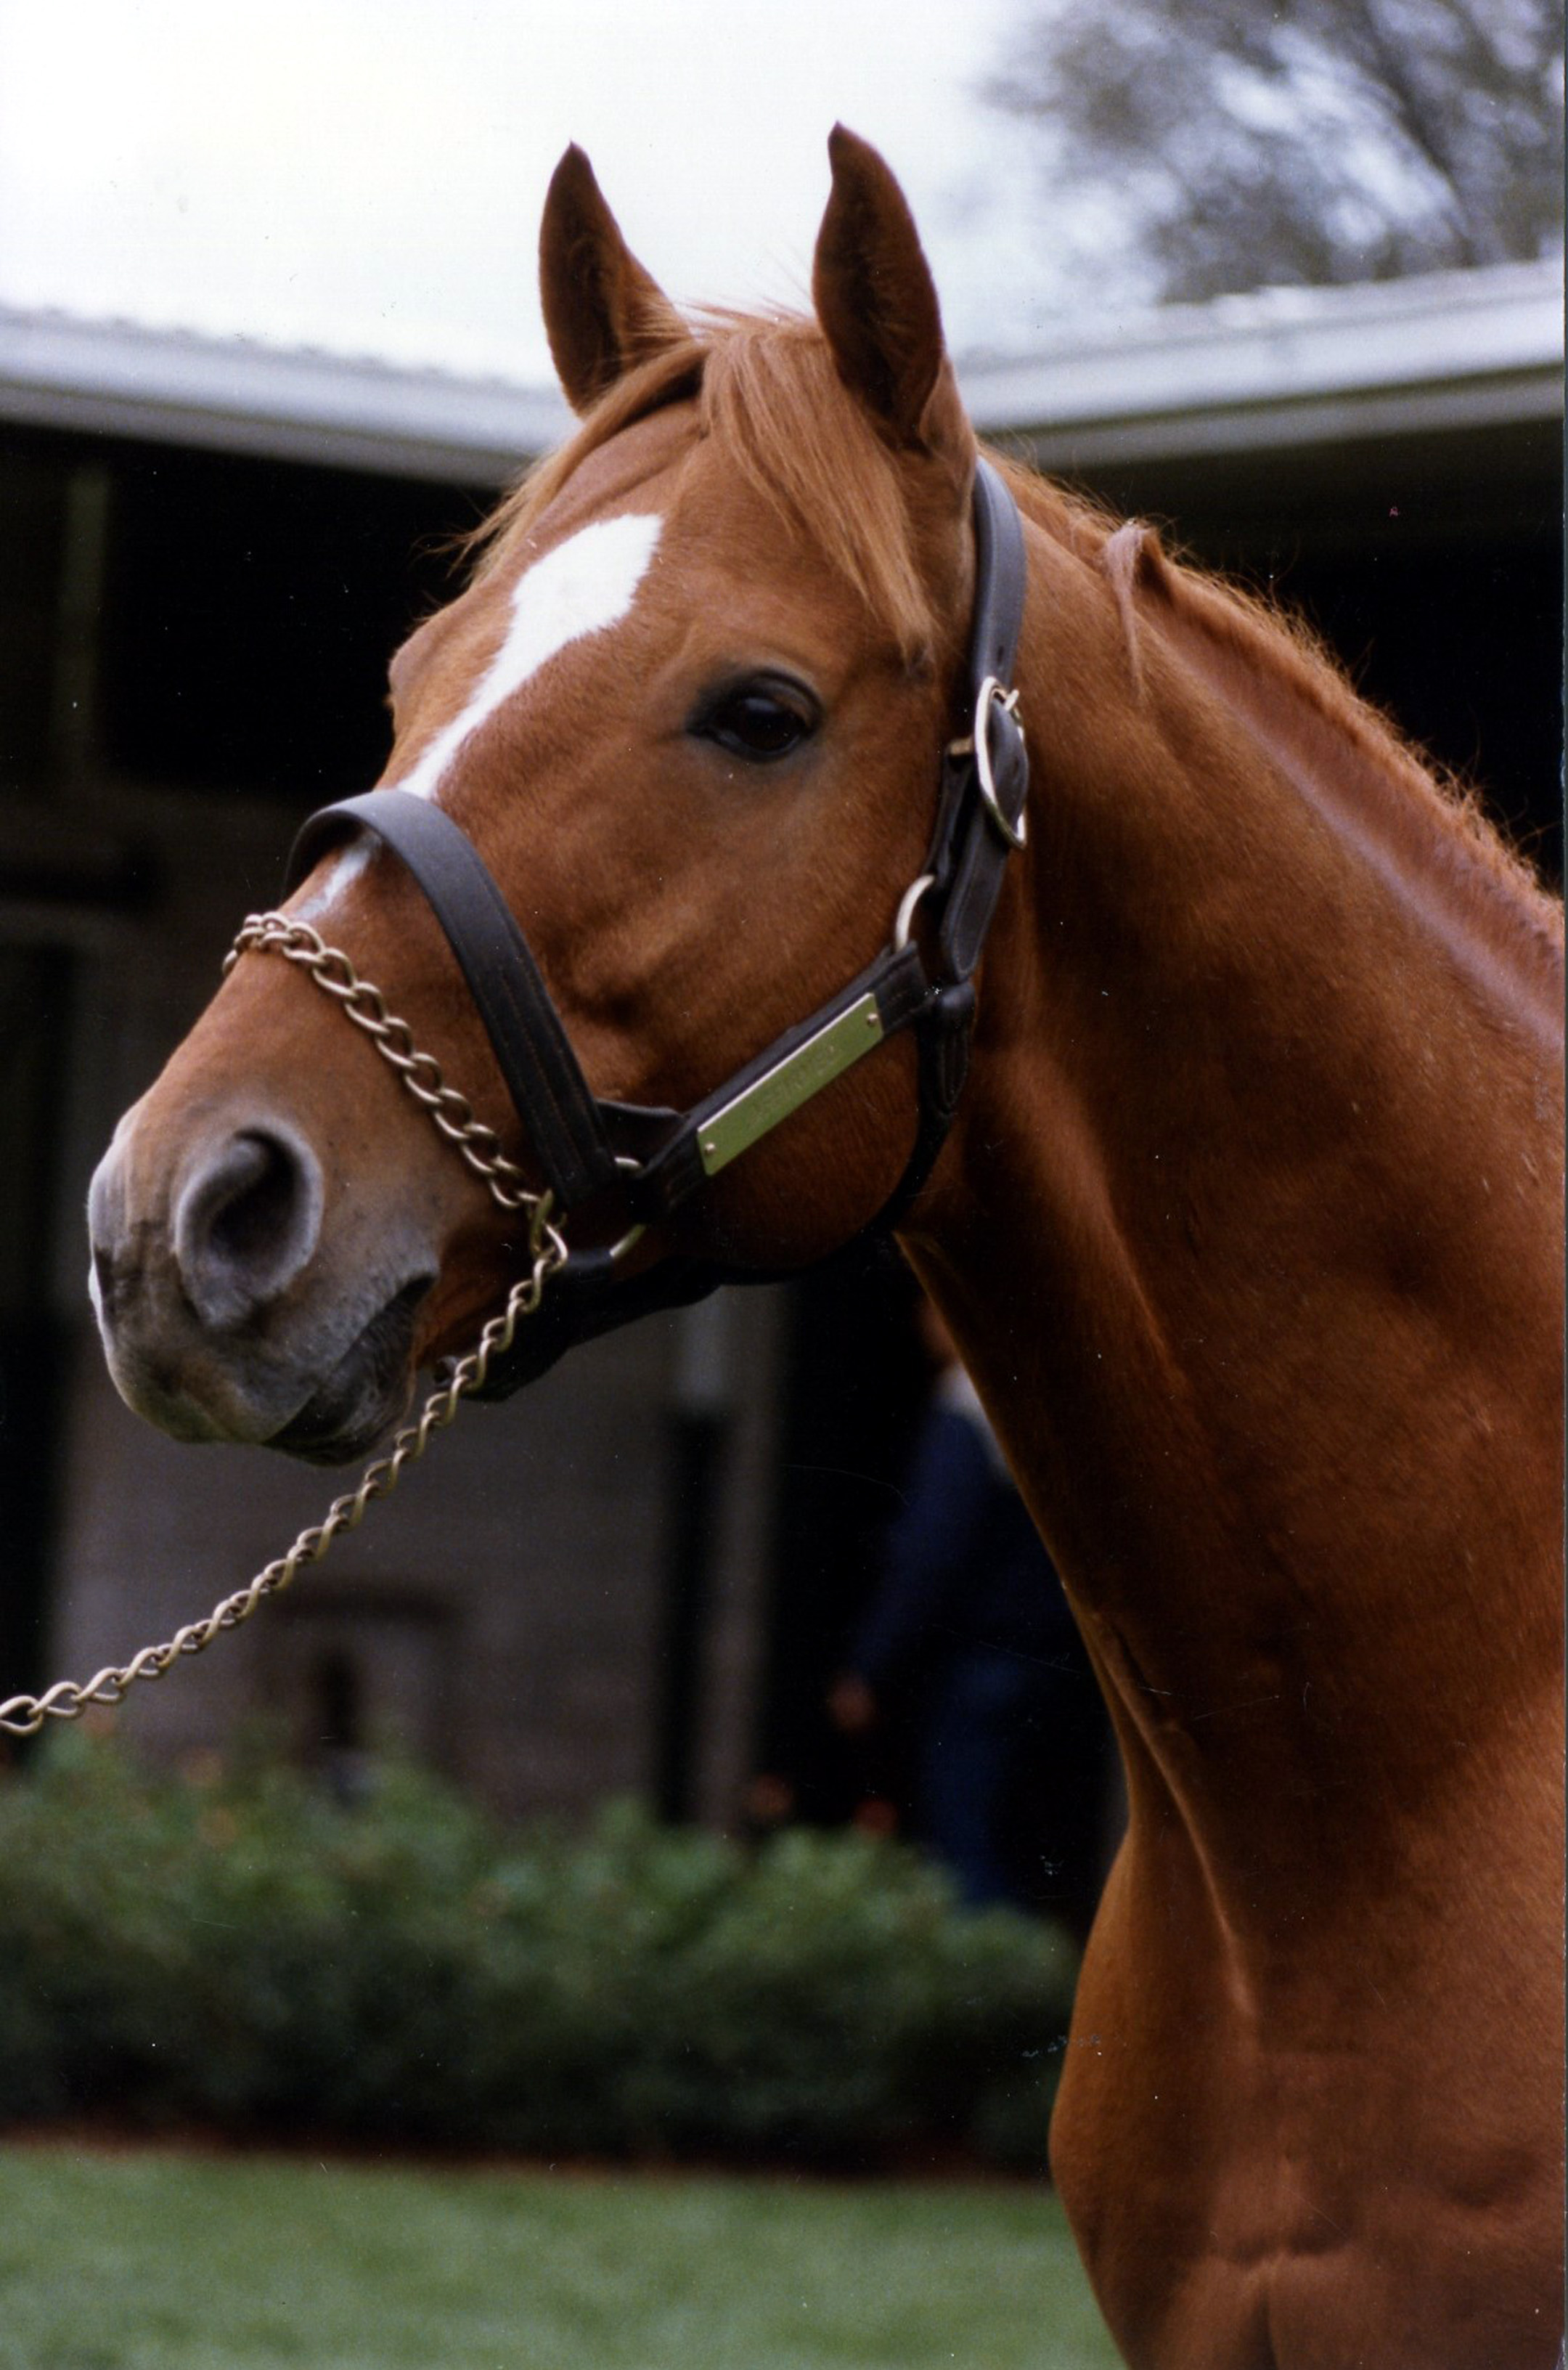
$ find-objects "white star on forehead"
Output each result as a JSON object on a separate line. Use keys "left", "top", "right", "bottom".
{"left": 291, "top": 509, "right": 663, "bottom": 924}
{"left": 394, "top": 510, "right": 664, "bottom": 805}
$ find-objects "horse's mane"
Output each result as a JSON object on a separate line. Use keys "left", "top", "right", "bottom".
{"left": 473, "top": 311, "right": 1562, "bottom": 981}
{"left": 995, "top": 453, "right": 1564, "bottom": 990}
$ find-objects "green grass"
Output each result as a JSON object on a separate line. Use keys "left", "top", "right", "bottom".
{"left": 0, "top": 2141, "right": 1119, "bottom": 2370}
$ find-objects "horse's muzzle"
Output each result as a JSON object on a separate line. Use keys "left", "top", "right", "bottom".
{"left": 86, "top": 1101, "right": 437, "bottom": 1458}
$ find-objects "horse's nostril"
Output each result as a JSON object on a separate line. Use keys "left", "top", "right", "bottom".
{"left": 173, "top": 1126, "right": 324, "bottom": 1329}
{"left": 208, "top": 1136, "right": 295, "bottom": 1265}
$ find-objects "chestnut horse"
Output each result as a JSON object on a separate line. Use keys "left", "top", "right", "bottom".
{"left": 86, "top": 134, "right": 1563, "bottom": 2366}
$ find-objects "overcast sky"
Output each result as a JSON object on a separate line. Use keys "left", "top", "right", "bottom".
{"left": 0, "top": 0, "right": 1088, "bottom": 380}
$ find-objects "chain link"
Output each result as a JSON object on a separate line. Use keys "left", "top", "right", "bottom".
{"left": 1, "top": 915, "right": 566, "bottom": 1740}
{"left": 224, "top": 914, "right": 540, "bottom": 1210}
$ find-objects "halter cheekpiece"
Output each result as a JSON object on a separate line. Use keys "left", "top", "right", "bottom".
{"left": 280, "top": 457, "right": 1030, "bottom": 1393}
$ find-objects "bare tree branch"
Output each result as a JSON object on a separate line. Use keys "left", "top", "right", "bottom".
{"left": 985, "top": 0, "right": 1563, "bottom": 301}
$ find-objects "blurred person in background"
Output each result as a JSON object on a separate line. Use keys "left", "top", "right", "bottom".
{"left": 828, "top": 1299, "right": 1111, "bottom": 1936}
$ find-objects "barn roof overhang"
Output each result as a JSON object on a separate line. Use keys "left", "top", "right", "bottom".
{"left": 0, "top": 306, "right": 572, "bottom": 484}
{"left": 963, "top": 260, "right": 1563, "bottom": 548}
{"left": 0, "top": 257, "right": 1560, "bottom": 536}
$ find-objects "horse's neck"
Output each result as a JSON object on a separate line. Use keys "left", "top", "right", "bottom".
{"left": 906, "top": 545, "right": 1564, "bottom": 1882}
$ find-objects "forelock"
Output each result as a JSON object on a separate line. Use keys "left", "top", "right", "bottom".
{"left": 470, "top": 313, "right": 937, "bottom": 664}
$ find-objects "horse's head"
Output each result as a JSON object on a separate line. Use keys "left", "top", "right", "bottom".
{"left": 88, "top": 130, "right": 1021, "bottom": 1463}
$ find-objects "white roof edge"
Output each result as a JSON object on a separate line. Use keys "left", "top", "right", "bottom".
{"left": 0, "top": 309, "right": 572, "bottom": 484}
{"left": 961, "top": 257, "right": 1563, "bottom": 464}
{"left": 0, "top": 259, "right": 1560, "bottom": 485}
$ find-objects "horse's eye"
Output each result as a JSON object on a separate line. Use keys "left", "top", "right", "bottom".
{"left": 695, "top": 678, "right": 818, "bottom": 763}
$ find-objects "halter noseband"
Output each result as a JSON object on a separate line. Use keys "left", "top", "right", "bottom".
{"left": 282, "top": 457, "right": 1029, "bottom": 1394}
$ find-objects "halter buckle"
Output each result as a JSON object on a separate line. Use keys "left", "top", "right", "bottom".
{"left": 973, "top": 675, "right": 1028, "bottom": 850}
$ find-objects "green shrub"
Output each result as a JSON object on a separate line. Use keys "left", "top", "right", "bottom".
{"left": 0, "top": 1737, "right": 1077, "bottom": 2170}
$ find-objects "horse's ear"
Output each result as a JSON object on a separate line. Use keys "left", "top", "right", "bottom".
{"left": 539, "top": 145, "right": 687, "bottom": 414}
{"left": 812, "top": 126, "right": 967, "bottom": 467}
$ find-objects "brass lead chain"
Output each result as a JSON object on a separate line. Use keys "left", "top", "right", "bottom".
{"left": 224, "top": 915, "right": 539, "bottom": 1212}
{"left": 1, "top": 918, "right": 566, "bottom": 1741}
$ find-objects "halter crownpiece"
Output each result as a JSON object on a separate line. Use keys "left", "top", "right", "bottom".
{"left": 279, "top": 457, "right": 1030, "bottom": 1393}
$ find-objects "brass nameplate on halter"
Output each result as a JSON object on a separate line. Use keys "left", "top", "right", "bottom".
{"left": 698, "top": 993, "right": 884, "bottom": 1176}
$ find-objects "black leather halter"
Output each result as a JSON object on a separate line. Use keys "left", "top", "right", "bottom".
{"left": 284, "top": 456, "right": 1029, "bottom": 1395}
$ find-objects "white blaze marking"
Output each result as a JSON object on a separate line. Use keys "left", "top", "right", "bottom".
{"left": 393, "top": 510, "right": 663, "bottom": 805}
{"left": 291, "top": 837, "right": 372, "bottom": 926}
{"left": 286, "top": 509, "right": 662, "bottom": 925}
